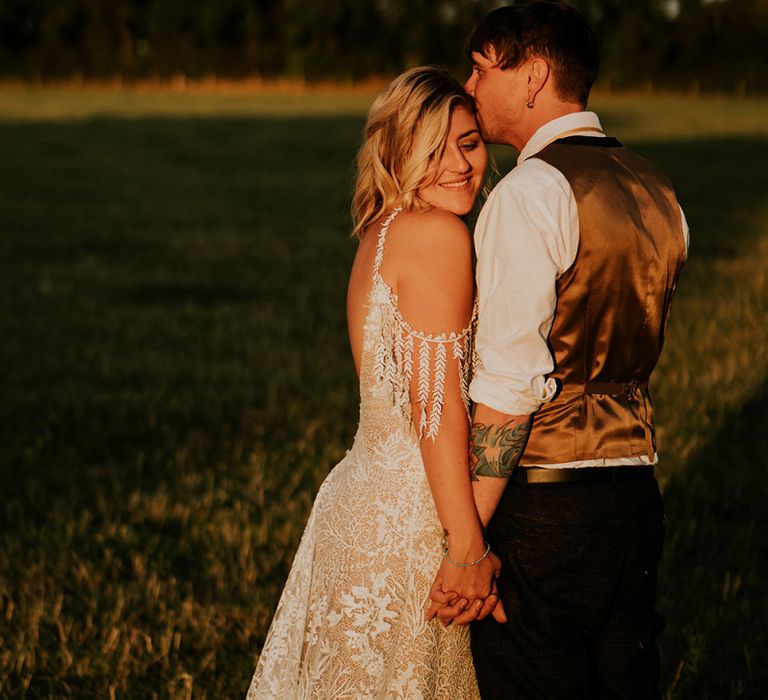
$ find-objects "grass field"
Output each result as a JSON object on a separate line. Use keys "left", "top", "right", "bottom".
{"left": 1, "top": 88, "right": 767, "bottom": 698}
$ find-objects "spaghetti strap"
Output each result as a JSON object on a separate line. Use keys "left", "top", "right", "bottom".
{"left": 371, "top": 206, "right": 403, "bottom": 280}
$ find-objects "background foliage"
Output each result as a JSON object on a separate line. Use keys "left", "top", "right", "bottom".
{"left": 1, "top": 2, "right": 767, "bottom": 699}
{"left": 0, "top": 88, "right": 767, "bottom": 697}
{"left": 1, "top": 0, "right": 768, "bottom": 91}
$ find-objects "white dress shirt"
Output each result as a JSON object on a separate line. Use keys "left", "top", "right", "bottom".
{"left": 468, "top": 112, "right": 690, "bottom": 468}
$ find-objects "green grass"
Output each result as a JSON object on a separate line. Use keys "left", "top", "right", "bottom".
{"left": 0, "top": 89, "right": 766, "bottom": 698}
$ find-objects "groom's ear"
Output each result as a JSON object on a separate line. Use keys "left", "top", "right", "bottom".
{"left": 527, "top": 58, "right": 550, "bottom": 98}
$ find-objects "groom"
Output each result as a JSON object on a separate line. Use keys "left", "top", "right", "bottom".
{"left": 432, "top": 2, "right": 689, "bottom": 698}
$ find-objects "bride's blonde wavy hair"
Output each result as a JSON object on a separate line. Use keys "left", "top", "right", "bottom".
{"left": 351, "top": 66, "right": 476, "bottom": 238}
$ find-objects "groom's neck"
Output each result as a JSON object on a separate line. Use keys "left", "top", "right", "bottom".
{"left": 511, "top": 100, "right": 585, "bottom": 152}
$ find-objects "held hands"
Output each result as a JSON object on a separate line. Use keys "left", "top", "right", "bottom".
{"left": 426, "top": 547, "right": 507, "bottom": 626}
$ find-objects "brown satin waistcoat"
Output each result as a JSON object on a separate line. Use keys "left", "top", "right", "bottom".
{"left": 520, "top": 136, "right": 686, "bottom": 465}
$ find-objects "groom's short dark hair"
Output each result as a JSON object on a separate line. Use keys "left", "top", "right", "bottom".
{"left": 467, "top": 1, "right": 600, "bottom": 106}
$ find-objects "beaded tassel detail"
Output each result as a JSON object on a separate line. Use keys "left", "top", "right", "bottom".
{"left": 364, "top": 207, "right": 477, "bottom": 441}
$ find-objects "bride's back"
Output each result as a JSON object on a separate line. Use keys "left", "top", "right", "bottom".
{"left": 346, "top": 208, "right": 476, "bottom": 381}
{"left": 346, "top": 214, "right": 384, "bottom": 377}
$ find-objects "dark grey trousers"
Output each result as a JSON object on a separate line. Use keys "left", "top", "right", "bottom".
{"left": 471, "top": 476, "right": 666, "bottom": 699}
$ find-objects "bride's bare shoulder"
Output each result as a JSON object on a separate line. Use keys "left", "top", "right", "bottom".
{"left": 391, "top": 207, "right": 470, "bottom": 240}
{"left": 376, "top": 209, "right": 474, "bottom": 313}
{"left": 386, "top": 208, "right": 472, "bottom": 269}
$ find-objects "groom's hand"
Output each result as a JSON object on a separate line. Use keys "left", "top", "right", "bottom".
{"left": 426, "top": 564, "right": 463, "bottom": 623}
{"left": 451, "top": 588, "right": 507, "bottom": 625}
{"left": 426, "top": 554, "right": 507, "bottom": 625}
{"left": 443, "top": 569, "right": 507, "bottom": 626}
{"left": 429, "top": 596, "right": 469, "bottom": 625}
{"left": 430, "top": 589, "right": 507, "bottom": 626}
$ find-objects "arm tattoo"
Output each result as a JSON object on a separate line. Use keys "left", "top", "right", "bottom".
{"left": 469, "top": 418, "right": 532, "bottom": 481}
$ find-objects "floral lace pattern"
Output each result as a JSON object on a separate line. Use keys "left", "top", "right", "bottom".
{"left": 247, "top": 209, "right": 479, "bottom": 699}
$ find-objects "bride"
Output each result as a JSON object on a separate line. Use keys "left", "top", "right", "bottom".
{"left": 247, "top": 66, "right": 503, "bottom": 699}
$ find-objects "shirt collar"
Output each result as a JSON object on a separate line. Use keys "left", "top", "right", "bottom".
{"left": 518, "top": 111, "right": 604, "bottom": 163}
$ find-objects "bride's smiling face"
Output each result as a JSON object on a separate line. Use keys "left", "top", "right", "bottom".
{"left": 418, "top": 106, "right": 487, "bottom": 216}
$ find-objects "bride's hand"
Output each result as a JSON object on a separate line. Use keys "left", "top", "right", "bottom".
{"left": 444, "top": 550, "right": 506, "bottom": 626}
{"left": 444, "top": 541, "right": 500, "bottom": 598}
{"left": 426, "top": 553, "right": 507, "bottom": 625}
{"left": 426, "top": 564, "right": 464, "bottom": 624}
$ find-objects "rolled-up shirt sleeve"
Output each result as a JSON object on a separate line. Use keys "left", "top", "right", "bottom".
{"left": 469, "top": 161, "right": 578, "bottom": 416}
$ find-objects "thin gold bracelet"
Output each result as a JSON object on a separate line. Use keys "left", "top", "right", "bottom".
{"left": 441, "top": 538, "right": 492, "bottom": 567}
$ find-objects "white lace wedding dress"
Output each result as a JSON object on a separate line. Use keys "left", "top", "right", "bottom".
{"left": 247, "top": 208, "right": 480, "bottom": 699}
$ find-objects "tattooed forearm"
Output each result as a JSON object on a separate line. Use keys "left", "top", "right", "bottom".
{"left": 469, "top": 417, "right": 532, "bottom": 481}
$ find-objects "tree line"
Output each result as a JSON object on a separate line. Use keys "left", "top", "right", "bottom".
{"left": 1, "top": 0, "right": 766, "bottom": 92}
